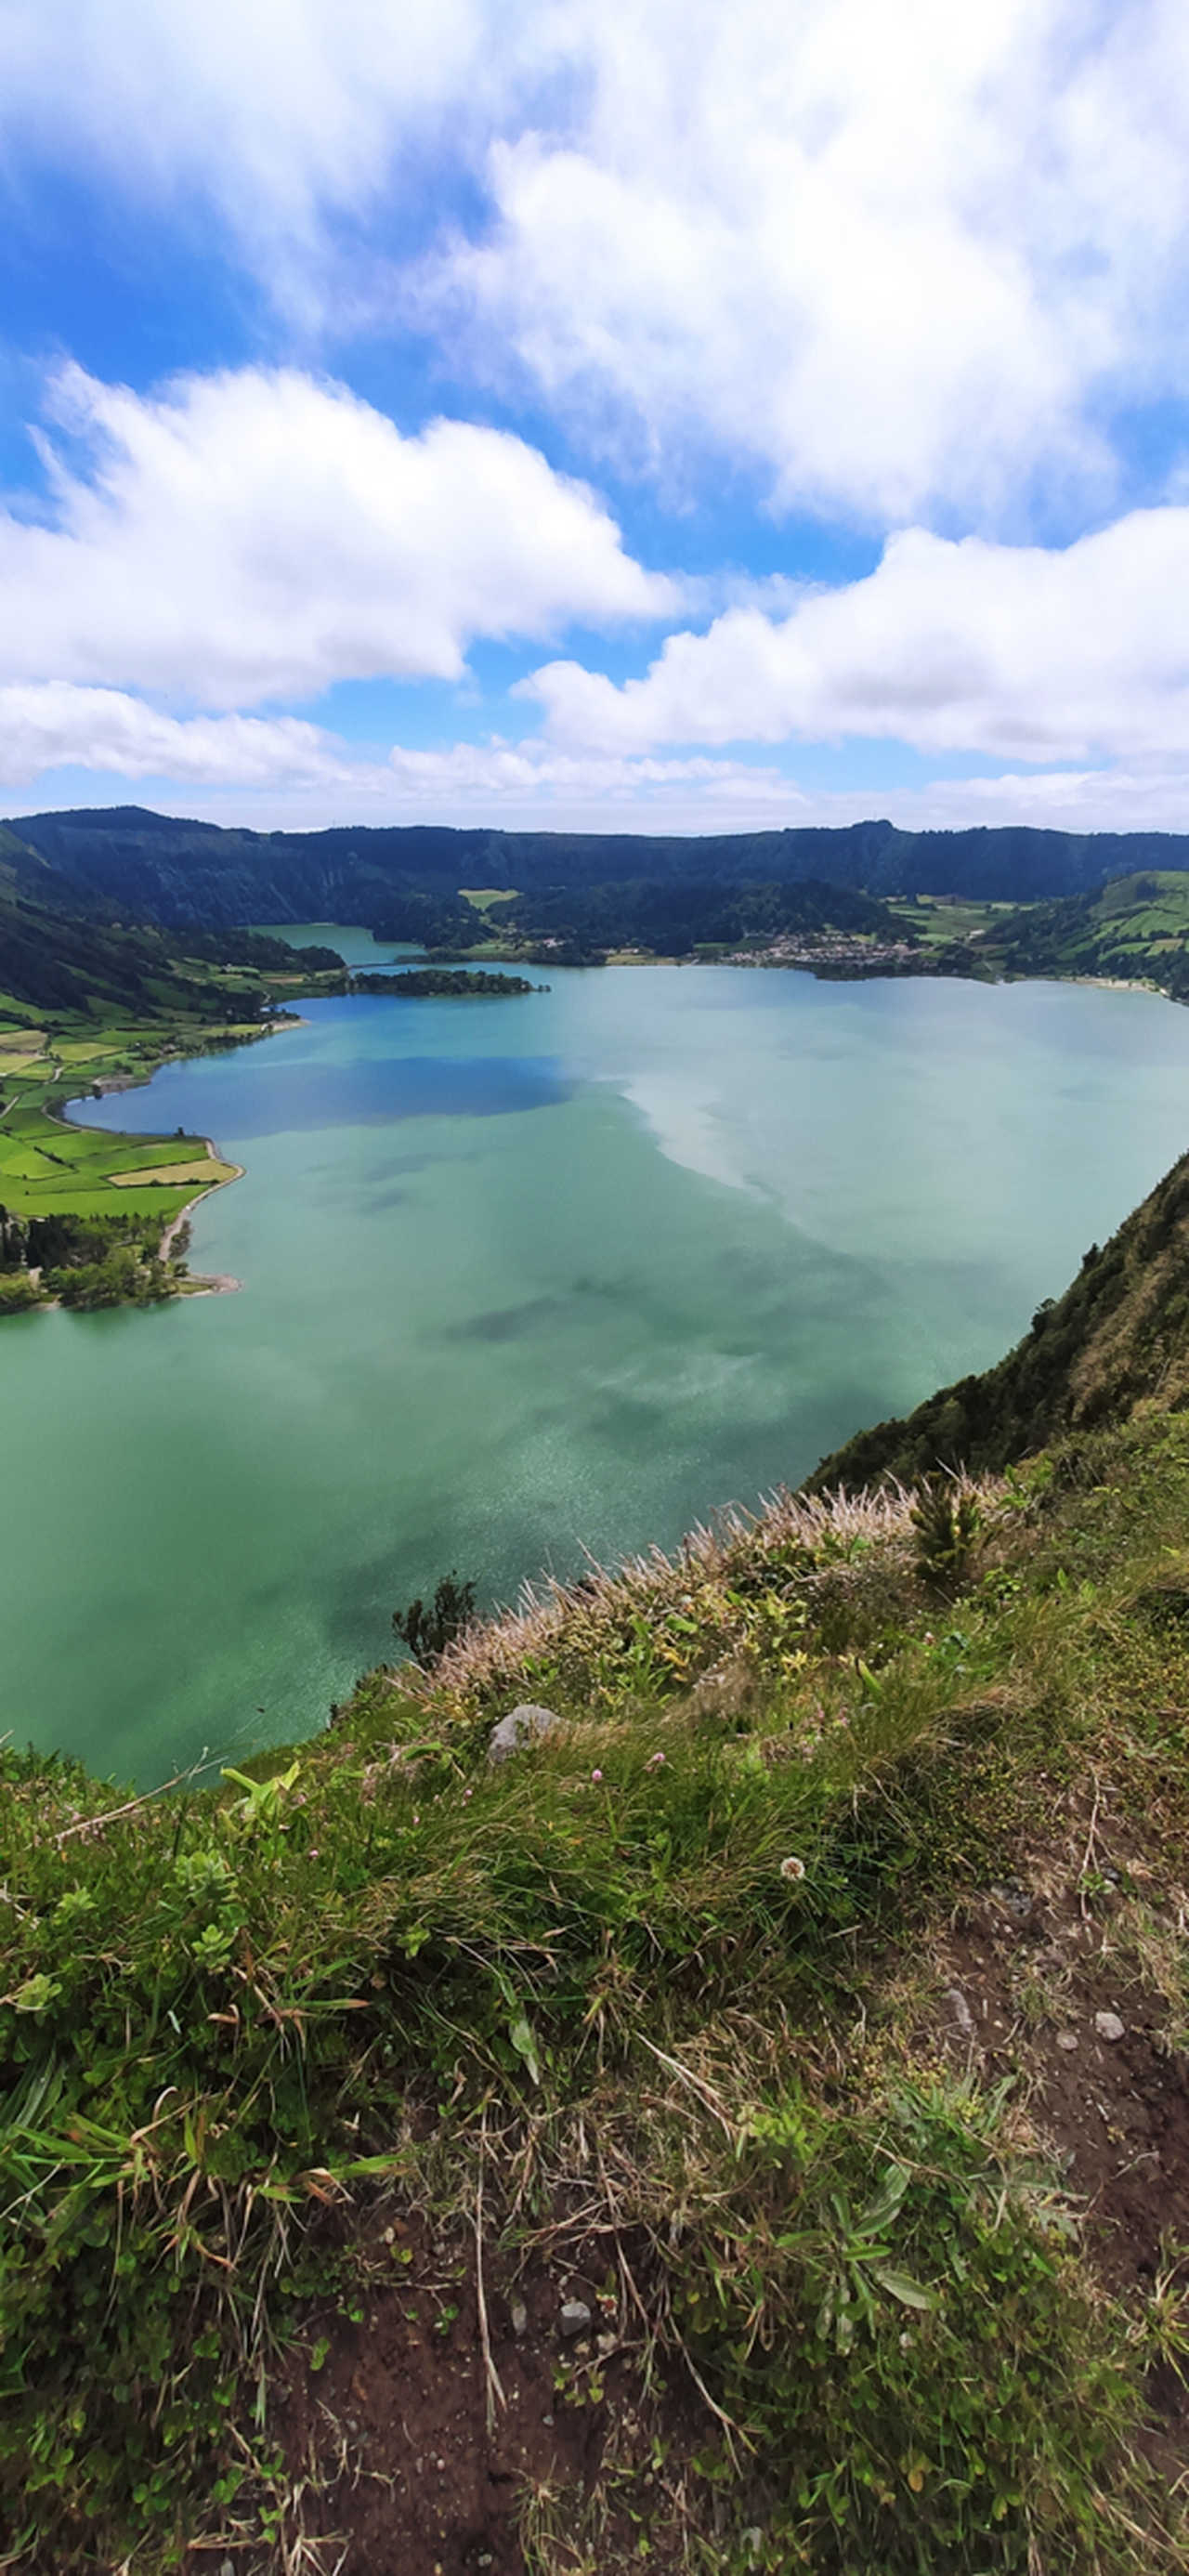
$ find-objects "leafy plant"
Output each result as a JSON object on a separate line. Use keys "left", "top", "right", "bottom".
{"left": 392, "top": 1570, "right": 477, "bottom": 1667}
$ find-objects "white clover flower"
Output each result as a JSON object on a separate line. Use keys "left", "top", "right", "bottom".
{"left": 779, "top": 1854, "right": 806, "bottom": 1882}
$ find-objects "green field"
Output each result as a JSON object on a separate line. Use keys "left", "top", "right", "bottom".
{"left": 0, "top": 1022, "right": 246, "bottom": 1228}
{"left": 888, "top": 893, "right": 1026, "bottom": 944}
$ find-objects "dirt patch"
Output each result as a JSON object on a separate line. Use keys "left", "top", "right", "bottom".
{"left": 111, "top": 1158, "right": 230, "bottom": 1187}
{"left": 944, "top": 1895, "right": 1189, "bottom": 2286}
{"left": 256, "top": 2219, "right": 699, "bottom": 2576}
{"left": 933, "top": 1810, "right": 1189, "bottom": 2479}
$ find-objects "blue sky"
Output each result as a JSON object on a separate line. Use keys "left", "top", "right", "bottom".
{"left": 2, "top": 0, "right": 1189, "bottom": 836}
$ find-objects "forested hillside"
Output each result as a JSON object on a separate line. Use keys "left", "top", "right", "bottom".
{"left": 15, "top": 802, "right": 1189, "bottom": 928}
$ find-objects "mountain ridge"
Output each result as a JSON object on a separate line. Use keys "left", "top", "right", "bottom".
{"left": 13, "top": 802, "right": 1189, "bottom": 925}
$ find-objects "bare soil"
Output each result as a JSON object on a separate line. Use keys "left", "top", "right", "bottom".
{"left": 257, "top": 2220, "right": 699, "bottom": 2576}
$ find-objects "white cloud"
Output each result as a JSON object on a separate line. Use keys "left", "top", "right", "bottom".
{"left": 385, "top": 739, "right": 794, "bottom": 810}
{"left": 0, "top": 684, "right": 356, "bottom": 791}
{"left": 417, "top": 0, "right": 1189, "bottom": 521}
{"left": 0, "top": 0, "right": 492, "bottom": 321}
{"left": 4, "top": 4, "right": 1189, "bottom": 522}
{"left": 0, "top": 364, "right": 674, "bottom": 708}
{"left": 10, "top": 682, "right": 1189, "bottom": 840}
{"left": 525, "top": 507, "right": 1189, "bottom": 767}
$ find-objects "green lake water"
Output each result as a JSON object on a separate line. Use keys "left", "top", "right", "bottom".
{"left": 5, "top": 959, "right": 1189, "bottom": 1785}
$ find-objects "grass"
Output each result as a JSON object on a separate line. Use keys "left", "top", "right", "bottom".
{"left": 0, "top": 1016, "right": 257, "bottom": 1228}
{"left": 6, "top": 1409, "right": 1189, "bottom": 2568}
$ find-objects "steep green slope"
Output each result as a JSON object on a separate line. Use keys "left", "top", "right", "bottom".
{"left": 15, "top": 801, "right": 1189, "bottom": 925}
{"left": 812, "top": 1146, "right": 1189, "bottom": 1488}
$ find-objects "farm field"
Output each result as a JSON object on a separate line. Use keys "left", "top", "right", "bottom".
{"left": 0, "top": 1018, "right": 248, "bottom": 1226}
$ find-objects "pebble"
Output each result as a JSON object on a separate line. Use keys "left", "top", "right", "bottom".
{"left": 510, "top": 2295, "right": 529, "bottom": 2337}
{"left": 559, "top": 2298, "right": 592, "bottom": 2337}
{"left": 220, "top": 2562, "right": 235, "bottom": 2576}
{"left": 1055, "top": 2031, "right": 1079, "bottom": 2052}
{"left": 1094, "top": 2010, "right": 1126, "bottom": 2043}
{"left": 943, "top": 1985, "right": 974, "bottom": 2037}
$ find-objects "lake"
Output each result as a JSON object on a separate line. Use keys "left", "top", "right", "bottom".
{"left": 5, "top": 959, "right": 1189, "bottom": 1785}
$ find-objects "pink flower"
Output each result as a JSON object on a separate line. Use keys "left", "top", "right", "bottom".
{"left": 591, "top": 1768, "right": 603, "bottom": 1783}
{"left": 646, "top": 1751, "right": 666, "bottom": 1770}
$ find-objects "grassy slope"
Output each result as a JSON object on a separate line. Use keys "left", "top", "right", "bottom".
{"left": 889, "top": 873, "right": 1189, "bottom": 1003}
{"left": 812, "top": 1144, "right": 1189, "bottom": 1490}
{"left": 7, "top": 1359, "right": 1189, "bottom": 2561}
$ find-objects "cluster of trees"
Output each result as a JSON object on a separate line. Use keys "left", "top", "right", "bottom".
{"left": 369, "top": 893, "right": 489, "bottom": 949}
{"left": 178, "top": 927, "right": 346, "bottom": 975}
{"left": 353, "top": 967, "right": 540, "bottom": 997}
{"left": 0, "top": 1205, "right": 183, "bottom": 1315}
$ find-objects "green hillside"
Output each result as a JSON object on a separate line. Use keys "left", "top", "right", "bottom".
{"left": 812, "top": 1144, "right": 1189, "bottom": 1490}
{"left": 7, "top": 1157, "right": 1189, "bottom": 2569}
{"left": 15, "top": 802, "right": 1189, "bottom": 927}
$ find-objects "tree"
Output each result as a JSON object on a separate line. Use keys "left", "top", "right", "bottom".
{"left": 392, "top": 1572, "right": 477, "bottom": 1667}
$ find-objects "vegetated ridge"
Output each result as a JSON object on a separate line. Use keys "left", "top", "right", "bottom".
{"left": 812, "top": 1144, "right": 1189, "bottom": 1490}
{"left": 14, "top": 802, "right": 1189, "bottom": 925}
{"left": 7, "top": 1149, "right": 1189, "bottom": 2571}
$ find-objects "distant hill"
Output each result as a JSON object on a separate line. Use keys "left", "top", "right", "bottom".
{"left": 12, "top": 803, "right": 1189, "bottom": 927}
{"left": 0, "top": 884, "right": 332, "bottom": 1023}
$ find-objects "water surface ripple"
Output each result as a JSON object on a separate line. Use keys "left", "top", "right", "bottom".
{"left": 4, "top": 962, "right": 1188, "bottom": 1781}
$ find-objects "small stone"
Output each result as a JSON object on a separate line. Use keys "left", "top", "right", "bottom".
{"left": 220, "top": 2562, "right": 235, "bottom": 2576}
{"left": 510, "top": 2295, "right": 529, "bottom": 2337}
{"left": 559, "top": 2298, "right": 592, "bottom": 2337}
{"left": 1055, "top": 2030, "right": 1079, "bottom": 2052}
{"left": 993, "top": 1880, "right": 1034, "bottom": 1924}
{"left": 1095, "top": 2009, "right": 1126, "bottom": 2043}
{"left": 596, "top": 2331, "right": 618, "bottom": 2356}
{"left": 487, "top": 1703, "right": 560, "bottom": 1764}
{"left": 943, "top": 1985, "right": 974, "bottom": 2038}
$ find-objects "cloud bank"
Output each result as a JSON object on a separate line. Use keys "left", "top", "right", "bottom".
{"left": 526, "top": 509, "right": 1189, "bottom": 766}
{"left": 7, "top": 2, "right": 1189, "bottom": 524}
{"left": 0, "top": 366, "right": 673, "bottom": 707}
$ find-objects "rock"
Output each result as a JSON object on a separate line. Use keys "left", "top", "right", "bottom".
{"left": 220, "top": 2562, "right": 235, "bottom": 2576}
{"left": 487, "top": 1703, "right": 560, "bottom": 1764}
{"left": 559, "top": 2298, "right": 592, "bottom": 2337}
{"left": 1055, "top": 2030, "right": 1079, "bottom": 2052}
{"left": 1094, "top": 2009, "right": 1126, "bottom": 2043}
{"left": 510, "top": 2295, "right": 529, "bottom": 2337}
{"left": 993, "top": 1879, "right": 1034, "bottom": 1925}
{"left": 943, "top": 1985, "right": 974, "bottom": 2037}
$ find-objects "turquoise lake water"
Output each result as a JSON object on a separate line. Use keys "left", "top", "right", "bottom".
{"left": 5, "top": 960, "right": 1189, "bottom": 1785}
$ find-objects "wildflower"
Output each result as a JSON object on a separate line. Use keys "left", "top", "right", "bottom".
{"left": 779, "top": 1854, "right": 805, "bottom": 1882}
{"left": 591, "top": 1768, "right": 604, "bottom": 1783}
{"left": 646, "top": 1751, "right": 666, "bottom": 1770}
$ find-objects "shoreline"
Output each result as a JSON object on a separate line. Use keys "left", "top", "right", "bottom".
{"left": 159, "top": 1138, "right": 245, "bottom": 1296}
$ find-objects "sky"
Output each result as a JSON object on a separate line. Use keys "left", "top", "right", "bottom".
{"left": 2, "top": 0, "right": 1189, "bottom": 839}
